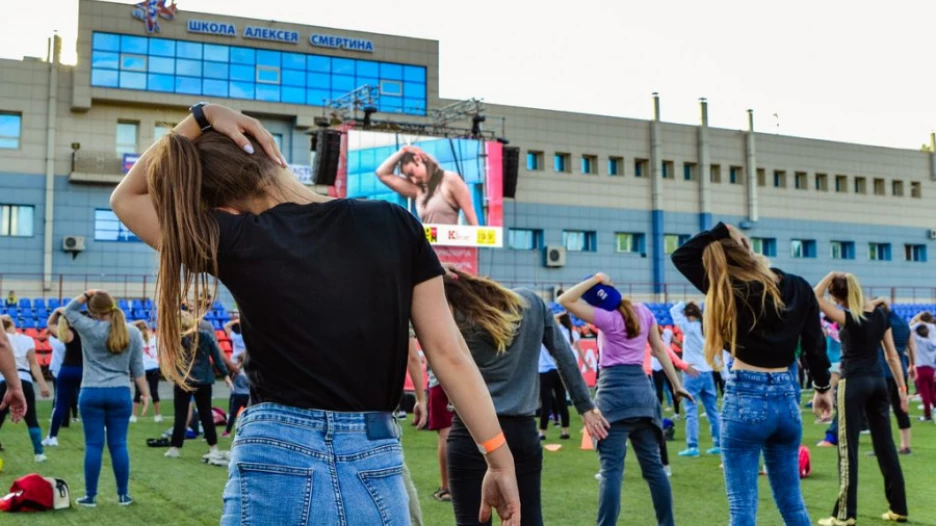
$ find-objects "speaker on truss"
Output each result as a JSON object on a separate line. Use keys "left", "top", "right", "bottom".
{"left": 311, "top": 129, "right": 342, "bottom": 186}
{"left": 502, "top": 146, "right": 519, "bottom": 198}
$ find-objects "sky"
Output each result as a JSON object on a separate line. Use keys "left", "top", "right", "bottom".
{"left": 3, "top": 0, "right": 935, "bottom": 150}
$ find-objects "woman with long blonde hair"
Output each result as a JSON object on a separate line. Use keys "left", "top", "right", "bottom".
{"left": 445, "top": 268, "right": 607, "bottom": 526}
{"left": 64, "top": 289, "right": 150, "bottom": 507}
{"left": 130, "top": 320, "right": 162, "bottom": 423}
{"left": 814, "top": 272, "right": 908, "bottom": 525}
{"left": 560, "top": 274, "right": 689, "bottom": 526}
{"left": 672, "top": 223, "right": 832, "bottom": 526}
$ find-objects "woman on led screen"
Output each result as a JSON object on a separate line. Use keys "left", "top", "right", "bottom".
{"left": 376, "top": 145, "right": 480, "bottom": 226}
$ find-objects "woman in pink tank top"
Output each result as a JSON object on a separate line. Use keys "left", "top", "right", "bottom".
{"left": 376, "top": 145, "right": 479, "bottom": 225}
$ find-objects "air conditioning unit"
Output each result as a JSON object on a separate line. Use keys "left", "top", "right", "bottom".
{"left": 544, "top": 245, "right": 566, "bottom": 268}
{"left": 62, "top": 236, "right": 85, "bottom": 252}
{"left": 929, "top": 229, "right": 936, "bottom": 240}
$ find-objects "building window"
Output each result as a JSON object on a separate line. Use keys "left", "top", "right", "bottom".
{"left": 634, "top": 159, "right": 647, "bottom": 178}
{"left": 835, "top": 175, "right": 848, "bottom": 193}
{"left": 0, "top": 204, "right": 34, "bottom": 237}
{"left": 815, "top": 173, "right": 829, "bottom": 191}
{"left": 615, "top": 232, "right": 645, "bottom": 254}
{"left": 684, "top": 162, "right": 696, "bottom": 181}
{"left": 94, "top": 208, "right": 140, "bottom": 242}
{"left": 608, "top": 156, "right": 623, "bottom": 176}
{"left": 526, "top": 151, "right": 543, "bottom": 171}
{"left": 116, "top": 121, "right": 139, "bottom": 156}
{"left": 773, "top": 170, "right": 787, "bottom": 188}
{"left": 729, "top": 166, "right": 742, "bottom": 185}
{"left": 892, "top": 180, "right": 904, "bottom": 197}
{"left": 794, "top": 172, "right": 807, "bottom": 190}
{"left": 581, "top": 155, "right": 597, "bottom": 175}
{"left": 507, "top": 228, "right": 542, "bottom": 250}
{"left": 905, "top": 244, "right": 927, "bottom": 263}
{"left": 154, "top": 122, "right": 174, "bottom": 142}
{"left": 873, "top": 178, "right": 885, "bottom": 196}
{"left": 830, "top": 241, "right": 855, "bottom": 260}
{"left": 911, "top": 181, "right": 922, "bottom": 198}
{"left": 751, "top": 237, "right": 777, "bottom": 257}
{"left": 757, "top": 168, "right": 766, "bottom": 187}
{"left": 663, "top": 234, "right": 690, "bottom": 255}
{"left": 869, "top": 242, "right": 892, "bottom": 261}
{"left": 854, "top": 176, "right": 867, "bottom": 195}
{"left": 662, "top": 161, "right": 674, "bottom": 179}
{"left": 791, "top": 239, "right": 816, "bottom": 259}
{"left": 710, "top": 164, "right": 721, "bottom": 183}
{"left": 0, "top": 113, "right": 22, "bottom": 149}
{"left": 562, "top": 230, "right": 596, "bottom": 252}
{"left": 554, "top": 153, "right": 570, "bottom": 173}
{"left": 271, "top": 133, "right": 285, "bottom": 161}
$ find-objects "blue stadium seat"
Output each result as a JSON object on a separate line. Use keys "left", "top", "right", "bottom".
{"left": 144, "top": 298, "right": 153, "bottom": 309}
{"left": 20, "top": 319, "right": 36, "bottom": 329}
{"left": 37, "top": 318, "right": 47, "bottom": 330}
{"left": 118, "top": 299, "right": 130, "bottom": 310}
{"left": 33, "top": 298, "right": 46, "bottom": 310}
{"left": 47, "top": 298, "right": 60, "bottom": 309}
{"left": 131, "top": 299, "right": 144, "bottom": 311}
{"left": 18, "top": 298, "right": 31, "bottom": 309}
{"left": 212, "top": 301, "right": 225, "bottom": 313}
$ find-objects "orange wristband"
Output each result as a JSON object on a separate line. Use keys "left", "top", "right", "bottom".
{"left": 899, "top": 386, "right": 907, "bottom": 394}
{"left": 478, "top": 432, "right": 506, "bottom": 455}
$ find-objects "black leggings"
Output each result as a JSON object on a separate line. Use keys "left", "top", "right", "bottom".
{"left": 0, "top": 381, "right": 40, "bottom": 429}
{"left": 832, "top": 376, "right": 906, "bottom": 521}
{"left": 538, "top": 370, "right": 569, "bottom": 430}
{"left": 652, "top": 370, "right": 680, "bottom": 414}
{"left": 135, "top": 369, "right": 161, "bottom": 403}
{"left": 448, "top": 416, "right": 543, "bottom": 526}
{"left": 225, "top": 394, "right": 249, "bottom": 433}
{"left": 171, "top": 383, "right": 217, "bottom": 448}
{"left": 885, "top": 377, "right": 911, "bottom": 430}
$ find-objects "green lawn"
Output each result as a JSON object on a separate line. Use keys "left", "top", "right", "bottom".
{"left": 0, "top": 399, "right": 933, "bottom": 525}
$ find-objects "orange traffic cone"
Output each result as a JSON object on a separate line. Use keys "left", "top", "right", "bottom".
{"left": 581, "top": 427, "right": 594, "bottom": 451}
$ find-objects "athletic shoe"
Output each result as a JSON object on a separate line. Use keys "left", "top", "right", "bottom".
{"left": 118, "top": 494, "right": 133, "bottom": 506}
{"left": 677, "top": 447, "right": 700, "bottom": 458}
{"left": 706, "top": 446, "right": 721, "bottom": 455}
{"left": 917, "top": 404, "right": 925, "bottom": 411}
{"left": 860, "top": 429, "right": 870, "bottom": 435}
{"left": 76, "top": 496, "right": 97, "bottom": 508}
{"left": 919, "top": 416, "right": 932, "bottom": 422}
{"left": 560, "top": 433, "right": 570, "bottom": 440}
{"left": 898, "top": 448, "right": 911, "bottom": 455}
{"left": 154, "top": 415, "right": 163, "bottom": 424}
{"left": 431, "top": 487, "right": 452, "bottom": 502}
{"left": 221, "top": 431, "right": 231, "bottom": 438}
{"left": 594, "top": 472, "right": 602, "bottom": 481}
{"left": 881, "top": 510, "right": 908, "bottom": 522}
{"left": 818, "top": 517, "right": 855, "bottom": 526}
{"left": 539, "top": 434, "right": 546, "bottom": 441}
{"left": 42, "top": 436, "right": 58, "bottom": 447}
{"left": 164, "top": 447, "right": 181, "bottom": 458}
{"left": 129, "top": 415, "right": 137, "bottom": 423}
{"left": 673, "top": 414, "right": 681, "bottom": 421}
{"left": 72, "top": 418, "right": 80, "bottom": 423}
{"left": 35, "top": 454, "right": 48, "bottom": 463}
{"left": 700, "top": 413, "right": 707, "bottom": 419}
{"left": 663, "top": 465, "right": 672, "bottom": 477}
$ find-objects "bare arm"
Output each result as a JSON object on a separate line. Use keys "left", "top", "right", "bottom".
{"left": 649, "top": 323, "right": 685, "bottom": 391}
{"left": 26, "top": 349, "right": 49, "bottom": 397}
{"left": 882, "top": 329, "right": 906, "bottom": 392}
{"left": 223, "top": 320, "right": 236, "bottom": 338}
{"left": 557, "top": 275, "right": 603, "bottom": 324}
{"left": 814, "top": 272, "right": 846, "bottom": 326}
{"left": 375, "top": 147, "right": 421, "bottom": 199}
{"left": 447, "top": 174, "right": 479, "bottom": 226}
{"left": 0, "top": 330, "right": 26, "bottom": 420}
{"left": 407, "top": 339, "right": 426, "bottom": 406}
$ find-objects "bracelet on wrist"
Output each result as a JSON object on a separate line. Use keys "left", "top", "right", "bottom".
{"left": 477, "top": 432, "right": 506, "bottom": 456}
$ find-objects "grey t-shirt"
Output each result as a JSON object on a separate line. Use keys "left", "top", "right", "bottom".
{"left": 458, "top": 289, "right": 593, "bottom": 417}
{"left": 64, "top": 299, "right": 144, "bottom": 388}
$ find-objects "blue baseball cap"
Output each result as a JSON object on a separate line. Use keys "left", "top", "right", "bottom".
{"left": 581, "top": 280, "right": 622, "bottom": 312}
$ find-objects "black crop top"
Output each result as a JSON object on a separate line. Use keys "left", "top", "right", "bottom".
{"left": 62, "top": 329, "right": 83, "bottom": 368}
{"left": 213, "top": 199, "right": 443, "bottom": 412}
{"left": 672, "top": 223, "right": 831, "bottom": 389}
{"left": 839, "top": 307, "right": 890, "bottom": 379}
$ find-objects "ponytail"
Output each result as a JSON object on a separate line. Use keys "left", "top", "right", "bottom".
{"left": 844, "top": 274, "right": 866, "bottom": 324}
{"left": 702, "top": 242, "right": 737, "bottom": 368}
{"left": 55, "top": 315, "right": 70, "bottom": 341}
{"left": 87, "top": 290, "right": 130, "bottom": 354}
{"left": 617, "top": 299, "right": 641, "bottom": 339}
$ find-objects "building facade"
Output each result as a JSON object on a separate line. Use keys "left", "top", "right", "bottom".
{"left": 1, "top": 0, "right": 935, "bottom": 303}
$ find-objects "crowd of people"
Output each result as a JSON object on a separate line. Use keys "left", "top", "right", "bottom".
{"left": 0, "top": 103, "right": 930, "bottom": 525}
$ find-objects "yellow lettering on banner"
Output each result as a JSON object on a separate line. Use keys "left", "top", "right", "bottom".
{"left": 476, "top": 229, "right": 496, "bottom": 246}
{"left": 424, "top": 227, "right": 437, "bottom": 244}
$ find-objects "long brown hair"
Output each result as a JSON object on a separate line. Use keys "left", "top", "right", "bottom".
{"left": 148, "top": 131, "right": 280, "bottom": 388}
{"left": 829, "top": 273, "right": 866, "bottom": 324}
{"left": 617, "top": 299, "right": 641, "bottom": 339}
{"left": 132, "top": 320, "right": 151, "bottom": 343}
{"left": 87, "top": 291, "right": 130, "bottom": 354}
{"left": 557, "top": 312, "right": 575, "bottom": 344}
{"left": 443, "top": 269, "right": 526, "bottom": 353}
{"left": 702, "top": 237, "right": 783, "bottom": 367}
{"left": 399, "top": 150, "right": 444, "bottom": 207}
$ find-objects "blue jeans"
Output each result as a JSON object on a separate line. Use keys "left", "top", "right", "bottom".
{"left": 79, "top": 387, "right": 132, "bottom": 498}
{"left": 721, "top": 370, "right": 810, "bottom": 526}
{"left": 50, "top": 365, "right": 82, "bottom": 438}
{"left": 222, "top": 403, "right": 409, "bottom": 526}
{"left": 683, "top": 372, "right": 721, "bottom": 449}
{"left": 596, "top": 418, "right": 673, "bottom": 526}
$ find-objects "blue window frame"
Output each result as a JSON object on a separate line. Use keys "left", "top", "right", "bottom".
{"left": 403, "top": 65, "right": 425, "bottom": 83}
{"left": 357, "top": 61, "right": 379, "bottom": 78}
{"left": 148, "top": 56, "right": 174, "bottom": 74}
{"left": 203, "top": 79, "right": 228, "bottom": 97}
{"left": 306, "top": 89, "right": 330, "bottom": 105}
{"left": 94, "top": 209, "right": 140, "bottom": 242}
{"left": 120, "top": 35, "right": 147, "bottom": 54}
{"left": 148, "top": 38, "right": 175, "bottom": 57}
{"left": 175, "top": 77, "right": 201, "bottom": 95}
{"left": 92, "top": 33, "right": 120, "bottom": 52}
{"left": 905, "top": 244, "right": 927, "bottom": 263}
{"left": 332, "top": 75, "right": 355, "bottom": 92}
{"left": 751, "top": 237, "right": 777, "bottom": 257}
{"left": 333, "top": 58, "right": 354, "bottom": 75}
{"left": 119, "top": 72, "right": 146, "bottom": 90}
{"left": 147, "top": 74, "right": 174, "bottom": 92}
{"left": 256, "top": 66, "right": 281, "bottom": 84}
{"left": 230, "top": 47, "right": 255, "bottom": 65}
{"left": 282, "top": 69, "right": 305, "bottom": 87}
{"left": 869, "top": 242, "right": 892, "bottom": 261}
{"left": 0, "top": 113, "right": 22, "bottom": 149}
{"left": 0, "top": 204, "right": 34, "bottom": 237}
{"left": 791, "top": 239, "right": 817, "bottom": 259}
{"left": 256, "top": 50, "right": 280, "bottom": 67}
{"left": 256, "top": 84, "right": 280, "bottom": 102}
{"left": 380, "top": 63, "right": 403, "bottom": 80}
{"left": 229, "top": 81, "right": 255, "bottom": 99}
{"left": 307, "top": 55, "right": 330, "bottom": 72}
{"left": 91, "top": 69, "right": 119, "bottom": 87}
{"left": 635, "top": 160, "right": 644, "bottom": 177}
{"left": 562, "top": 230, "right": 597, "bottom": 252}
{"left": 380, "top": 80, "right": 402, "bottom": 96}
{"left": 282, "top": 52, "right": 305, "bottom": 70}
{"left": 230, "top": 65, "right": 254, "bottom": 82}
{"left": 203, "top": 61, "right": 228, "bottom": 80}
{"left": 176, "top": 41, "right": 202, "bottom": 60}
{"left": 527, "top": 152, "right": 540, "bottom": 171}
{"left": 507, "top": 229, "right": 543, "bottom": 250}
{"left": 663, "top": 234, "right": 690, "bottom": 255}
{"left": 92, "top": 51, "right": 119, "bottom": 70}
{"left": 120, "top": 54, "right": 146, "bottom": 71}
{"left": 831, "top": 241, "right": 855, "bottom": 260}
{"left": 175, "top": 59, "right": 202, "bottom": 77}
{"left": 282, "top": 86, "right": 305, "bottom": 104}
{"left": 403, "top": 82, "right": 425, "bottom": 99}
{"left": 608, "top": 157, "right": 621, "bottom": 176}
{"left": 307, "top": 72, "right": 330, "bottom": 89}
{"left": 203, "top": 44, "right": 229, "bottom": 62}
{"left": 615, "top": 233, "right": 646, "bottom": 254}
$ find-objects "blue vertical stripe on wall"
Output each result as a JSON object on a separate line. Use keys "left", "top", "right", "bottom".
{"left": 699, "top": 212, "right": 713, "bottom": 232}
{"left": 652, "top": 209, "right": 665, "bottom": 293}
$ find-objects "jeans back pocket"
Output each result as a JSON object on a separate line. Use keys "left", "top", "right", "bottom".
{"left": 358, "top": 465, "right": 408, "bottom": 525}
{"left": 237, "top": 462, "right": 314, "bottom": 526}
{"left": 722, "top": 393, "right": 768, "bottom": 424}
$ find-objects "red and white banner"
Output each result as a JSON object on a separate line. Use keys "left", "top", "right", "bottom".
{"left": 434, "top": 246, "right": 478, "bottom": 275}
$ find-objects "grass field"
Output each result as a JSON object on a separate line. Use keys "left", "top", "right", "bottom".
{"left": 0, "top": 398, "right": 932, "bottom": 525}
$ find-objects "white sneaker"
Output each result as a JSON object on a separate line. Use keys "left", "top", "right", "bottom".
{"left": 35, "top": 454, "right": 48, "bottom": 463}
{"left": 918, "top": 404, "right": 925, "bottom": 411}
{"left": 41, "top": 436, "right": 58, "bottom": 447}
{"left": 164, "top": 447, "right": 181, "bottom": 458}
{"left": 594, "top": 472, "right": 602, "bottom": 481}
{"left": 154, "top": 415, "right": 163, "bottom": 423}
{"left": 664, "top": 465, "right": 672, "bottom": 477}
{"left": 72, "top": 418, "right": 80, "bottom": 423}
{"left": 129, "top": 415, "right": 138, "bottom": 423}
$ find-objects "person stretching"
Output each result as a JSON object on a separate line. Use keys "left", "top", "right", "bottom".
{"left": 130, "top": 320, "right": 162, "bottom": 423}
{"left": 222, "top": 353, "right": 249, "bottom": 438}
{"left": 0, "top": 316, "right": 51, "bottom": 462}
{"left": 913, "top": 324, "right": 936, "bottom": 421}
{"left": 44, "top": 309, "right": 82, "bottom": 446}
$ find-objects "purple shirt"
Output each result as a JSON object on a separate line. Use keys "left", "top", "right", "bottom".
{"left": 593, "top": 303, "right": 655, "bottom": 368}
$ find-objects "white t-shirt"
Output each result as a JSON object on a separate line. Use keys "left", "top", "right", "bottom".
{"left": 651, "top": 328, "right": 674, "bottom": 372}
{"left": 141, "top": 336, "right": 159, "bottom": 371}
{"left": 7, "top": 332, "right": 35, "bottom": 383}
{"left": 230, "top": 332, "right": 247, "bottom": 361}
{"left": 49, "top": 335, "right": 66, "bottom": 378}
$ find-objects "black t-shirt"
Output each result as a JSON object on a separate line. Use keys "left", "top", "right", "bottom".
{"left": 214, "top": 199, "right": 443, "bottom": 411}
{"left": 62, "top": 329, "right": 83, "bottom": 367}
{"left": 840, "top": 306, "right": 890, "bottom": 378}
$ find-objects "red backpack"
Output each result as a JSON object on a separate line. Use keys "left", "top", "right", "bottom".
{"left": 798, "top": 445, "right": 812, "bottom": 478}
{"left": 0, "top": 474, "right": 70, "bottom": 512}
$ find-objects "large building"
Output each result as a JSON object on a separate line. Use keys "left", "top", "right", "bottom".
{"left": 1, "top": 0, "right": 935, "bottom": 304}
